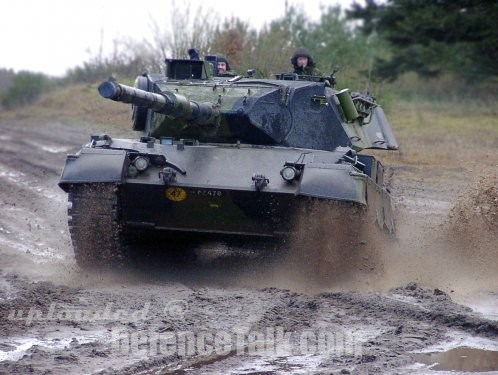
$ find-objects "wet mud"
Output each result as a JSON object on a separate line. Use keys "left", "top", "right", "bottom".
{"left": 0, "top": 119, "right": 497, "bottom": 374}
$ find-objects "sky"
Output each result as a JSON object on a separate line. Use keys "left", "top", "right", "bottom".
{"left": 1, "top": 0, "right": 355, "bottom": 77}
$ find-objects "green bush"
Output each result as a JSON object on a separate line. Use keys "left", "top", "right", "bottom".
{"left": 1, "top": 71, "right": 56, "bottom": 109}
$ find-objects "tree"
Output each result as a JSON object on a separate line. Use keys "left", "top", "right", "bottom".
{"left": 64, "top": 1, "right": 379, "bottom": 86}
{"left": 210, "top": 4, "right": 380, "bottom": 85}
{"left": 303, "top": 5, "right": 384, "bottom": 87}
{"left": 0, "top": 68, "right": 15, "bottom": 93}
{"left": 65, "top": 37, "right": 151, "bottom": 84}
{"left": 347, "top": 0, "right": 498, "bottom": 80}
{"left": 235, "top": 5, "right": 312, "bottom": 77}
{"left": 146, "top": 1, "right": 218, "bottom": 60}
{"left": 65, "top": 1, "right": 219, "bottom": 83}
{"left": 210, "top": 17, "right": 254, "bottom": 69}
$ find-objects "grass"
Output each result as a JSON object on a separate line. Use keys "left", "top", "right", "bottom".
{"left": 1, "top": 81, "right": 136, "bottom": 138}
{"left": 379, "top": 97, "right": 498, "bottom": 167}
{"left": 366, "top": 74, "right": 498, "bottom": 168}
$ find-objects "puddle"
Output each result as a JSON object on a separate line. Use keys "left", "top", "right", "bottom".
{"left": 415, "top": 346, "right": 498, "bottom": 372}
{"left": 40, "top": 145, "right": 71, "bottom": 153}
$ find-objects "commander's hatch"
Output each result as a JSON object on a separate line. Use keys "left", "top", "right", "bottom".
{"left": 165, "top": 59, "right": 213, "bottom": 80}
{"left": 335, "top": 89, "right": 398, "bottom": 151}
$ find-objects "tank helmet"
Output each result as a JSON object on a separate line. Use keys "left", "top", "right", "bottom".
{"left": 216, "top": 55, "right": 231, "bottom": 71}
{"left": 291, "top": 48, "right": 315, "bottom": 68}
{"left": 188, "top": 48, "right": 200, "bottom": 60}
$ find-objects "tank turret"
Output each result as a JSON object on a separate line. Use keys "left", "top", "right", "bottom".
{"left": 98, "top": 59, "right": 397, "bottom": 153}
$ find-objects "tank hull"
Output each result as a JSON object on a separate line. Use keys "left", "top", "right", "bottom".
{"left": 60, "top": 139, "right": 395, "bottom": 238}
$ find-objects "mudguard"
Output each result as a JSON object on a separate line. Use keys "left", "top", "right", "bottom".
{"left": 298, "top": 164, "right": 366, "bottom": 204}
{"left": 59, "top": 149, "right": 127, "bottom": 191}
{"left": 366, "top": 178, "right": 396, "bottom": 232}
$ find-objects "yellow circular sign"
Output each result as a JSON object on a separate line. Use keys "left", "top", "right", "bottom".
{"left": 165, "top": 187, "right": 187, "bottom": 202}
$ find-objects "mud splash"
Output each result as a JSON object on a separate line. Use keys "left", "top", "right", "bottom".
{"left": 366, "top": 173, "right": 498, "bottom": 296}
{"left": 244, "top": 173, "right": 498, "bottom": 297}
{"left": 264, "top": 200, "right": 386, "bottom": 291}
{"left": 448, "top": 174, "right": 498, "bottom": 234}
{"left": 446, "top": 174, "right": 498, "bottom": 265}
{"left": 442, "top": 174, "right": 498, "bottom": 291}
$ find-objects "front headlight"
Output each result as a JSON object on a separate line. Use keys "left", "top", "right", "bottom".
{"left": 280, "top": 166, "right": 298, "bottom": 182}
{"left": 133, "top": 156, "right": 149, "bottom": 171}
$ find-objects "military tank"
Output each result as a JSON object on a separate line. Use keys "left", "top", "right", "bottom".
{"left": 59, "top": 55, "right": 398, "bottom": 268}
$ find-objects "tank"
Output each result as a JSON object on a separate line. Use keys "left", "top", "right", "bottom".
{"left": 59, "top": 56, "right": 398, "bottom": 268}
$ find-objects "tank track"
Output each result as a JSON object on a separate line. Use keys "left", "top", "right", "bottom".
{"left": 68, "top": 184, "right": 130, "bottom": 269}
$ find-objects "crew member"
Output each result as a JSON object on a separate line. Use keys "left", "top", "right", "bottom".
{"left": 216, "top": 55, "right": 231, "bottom": 75}
{"left": 291, "top": 48, "right": 321, "bottom": 76}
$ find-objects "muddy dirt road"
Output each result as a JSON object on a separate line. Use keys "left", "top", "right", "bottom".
{"left": 0, "top": 119, "right": 497, "bottom": 374}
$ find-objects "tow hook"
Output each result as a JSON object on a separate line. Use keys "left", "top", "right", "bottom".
{"left": 159, "top": 168, "right": 177, "bottom": 184}
{"left": 252, "top": 174, "right": 269, "bottom": 191}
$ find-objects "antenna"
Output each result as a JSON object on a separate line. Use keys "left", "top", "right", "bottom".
{"left": 365, "top": 29, "right": 378, "bottom": 95}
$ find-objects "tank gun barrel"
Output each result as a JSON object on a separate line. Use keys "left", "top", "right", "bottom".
{"left": 98, "top": 79, "right": 217, "bottom": 125}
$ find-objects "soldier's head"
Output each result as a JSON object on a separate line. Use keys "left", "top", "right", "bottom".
{"left": 217, "top": 61, "right": 227, "bottom": 73}
{"left": 291, "top": 48, "right": 315, "bottom": 69}
{"left": 216, "top": 55, "right": 231, "bottom": 74}
{"left": 297, "top": 56, "right": 309, "bottom": 68}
